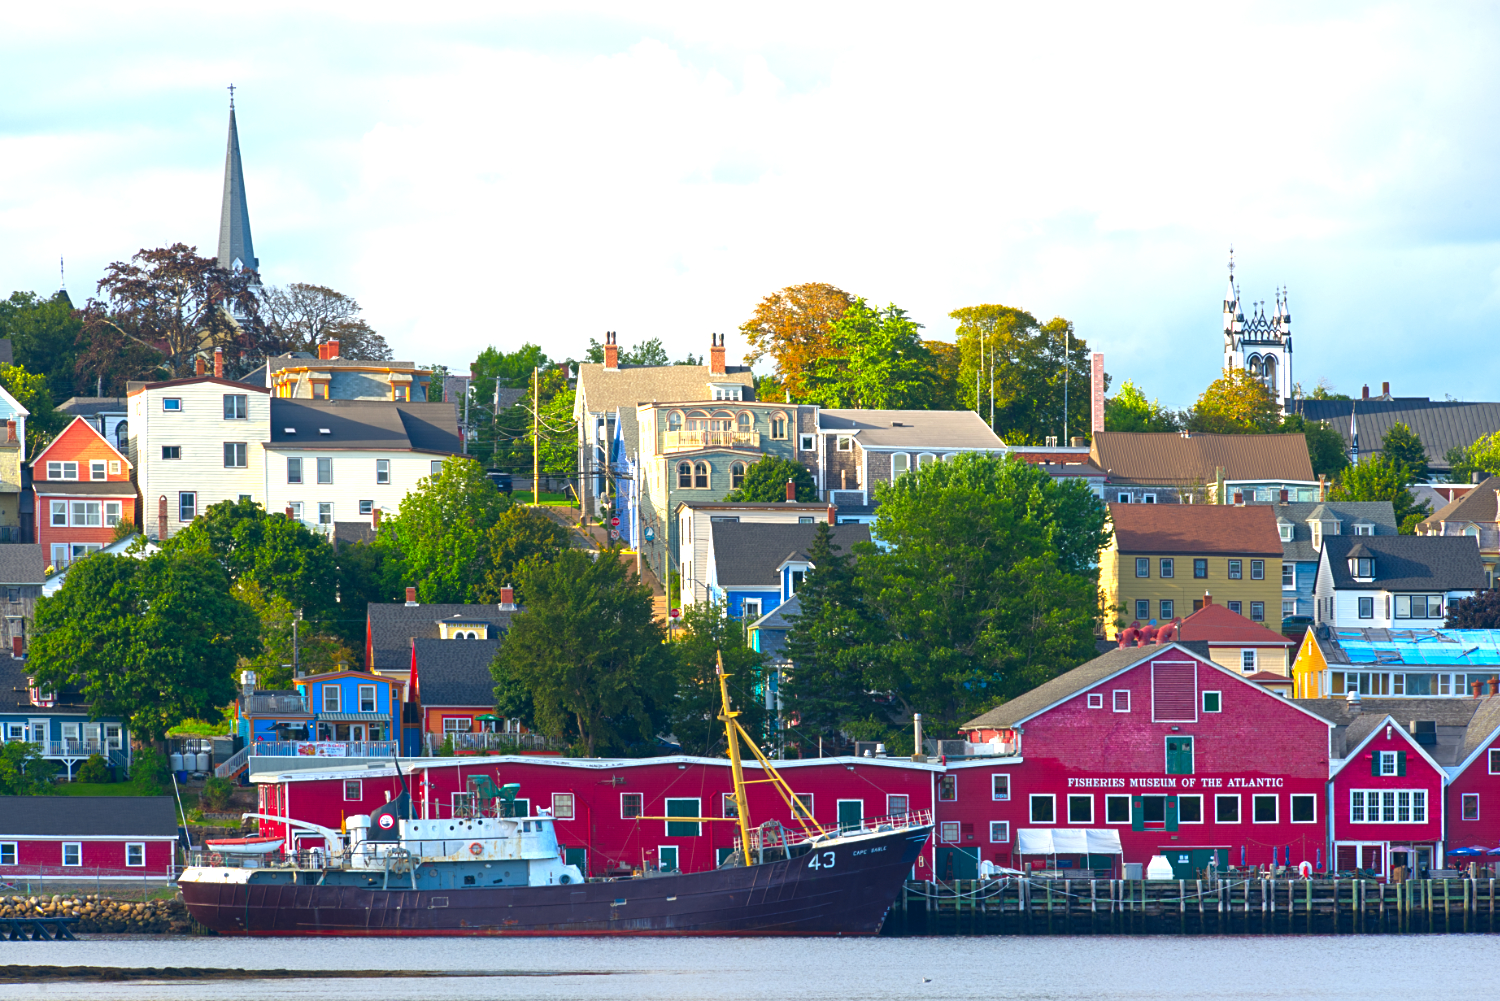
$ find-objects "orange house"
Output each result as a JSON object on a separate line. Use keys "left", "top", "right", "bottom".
{"left": 34, "top": 418, "right": 137, "bottom": 571}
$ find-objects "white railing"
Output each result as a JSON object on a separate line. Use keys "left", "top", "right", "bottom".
{"left": 214, "top": 745, "right": 251, "bottom": 779}
{"left": 663, "top": 430, "right": 761, "bottom": 451}
{"left": 736, "top": 809, "right": 933, "bottom": 854}
{"left": 425, "top": 731, "right": 563, "bottom": 754}
{"left": 250, "top": 740, "right": 398, "bottom": 758}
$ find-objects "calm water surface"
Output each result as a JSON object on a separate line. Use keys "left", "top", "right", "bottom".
{"left": 3, "top": 935, "right": 1498, "bottom": 1000}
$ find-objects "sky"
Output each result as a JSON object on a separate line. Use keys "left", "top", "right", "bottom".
{"left": 3, "top": 1, "right": 1500, "bottom": 409}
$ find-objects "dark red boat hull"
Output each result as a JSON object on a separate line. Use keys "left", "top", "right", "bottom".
{"left": 181, "top": 827, "right": 930, "bottom": 936}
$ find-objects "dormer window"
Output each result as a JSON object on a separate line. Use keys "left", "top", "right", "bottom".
{"left": 1354, "top": 522, "right": 1374, "bottom": 536}
{"left": 1349, "top": 557, "right": 1373, "bottom": 578}
{"left": 1277, "top": 520, "right": 1293, "bottom": 542}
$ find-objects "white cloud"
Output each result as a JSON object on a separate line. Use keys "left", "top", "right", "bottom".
{"left": 2, "top": 2, "right": 1499, "bottom": 407}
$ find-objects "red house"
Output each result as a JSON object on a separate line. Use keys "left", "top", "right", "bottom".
{"left": 1320, "top": 702, "right": 1447, "bottom": 876}
{"left": 0, "top": 796, "right": 177, "bottom": 879}
{"left": 957, "top": 643, "right": 1333, "bottom": 878}
{"left": 33, "top": 417, "right": 136, "bottom": 571}
{"left": 1444, "top": 698, "right": 1500, "bottom": 857}
{"left": 252, "top": 754, "right": 938, "bottom": 877}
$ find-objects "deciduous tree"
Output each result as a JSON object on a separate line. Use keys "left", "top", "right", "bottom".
{"left": 478, "top": 505, "right": 572, "bottom": 603}
{"left": 259, "top": 283, "right": 391, "bottom": 361}
{"left": 1279, "top": 414, "right": 1350, "bottom": 479}
{"left": 1186, "top": 369, "right": 1281, "bottom": 434}
{"left": 0, "top": 290, "right": 85, "bottom": 401}
{"left": 1329, "top": 458, "right": 1430, "bottom": 534}
{"left": 0, "top": 364, "right": 67, "bottom": 453}
{"left": 800, "top": 300, "right": 935, "bottom": 410}
{"left": 165, "top": 498, "right": 338, "bottom": 615}
{"left": 669, "top": 604, "right": 768, "bottom": 756}
{"left": 738, "top": 283, "right": 855, "bottom": 399}
{"left": 1105, "top": 380, "right": 1182, "bottom": 432}
{"left": 376, "top": 458, "right": 511, "bottom": 602}
{"left": 491, "top": 547, "right": 672, "bottom": 756}
{"left": 724, "top": 454, "right": 817, "bottom": 503}
{"left": 1446, "top": 588, "right": 1500, "bottom": 629}
{"left": 29, "top": 550, "right": 260, "bottom": 743}
{"left": 1381, "top": 422, "right": 1430, "bottom": 482}
{"left": 1446, "top": 431, "right": 1500, "bottom": 484}
{"left": 951, "top": 305, "right": 1097, "bottom": 444}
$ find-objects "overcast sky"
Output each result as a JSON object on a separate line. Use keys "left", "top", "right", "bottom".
{"left": 3, "top": 2, "right": 1499, "bottom": 408}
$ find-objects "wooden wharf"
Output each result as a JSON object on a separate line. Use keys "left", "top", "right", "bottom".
{"left": 887, "top": 877, "right": 1500, "bottom": 935}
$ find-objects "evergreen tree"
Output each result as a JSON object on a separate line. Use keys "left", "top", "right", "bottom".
{"left": 1381, "top": 422, "right": 1429, "bottom": 482}
{"left": 1329, "top": 458, "right": 1431, "bottom": 534}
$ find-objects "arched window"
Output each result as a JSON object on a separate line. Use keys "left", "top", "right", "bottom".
{"left": 736, "top": 412, "right": 752, "bottom": 433}
{"left": 1465, "top": 525, "right": 1481, "bottom": 545}
{"left": 694, "top": 462, "right": 710, "bottom": 489}
{"left": 917, "top": 452, "right": 936, "bottom": 469}
{"left": 677, "top": 461, "right": 693, "bottom": 488}
{"left": 115, "top": 421, "right": 129, "bottom": 452}
{"left": 1247, "top": 355, "right": 1262, "bottom": 376}
{"left": 1262, "top": 355, "right": 1278, "bottom": 390}
{"left": 770, "top": 413, "right": 788, "bottom": 439}
{"left": 731, "top": 462, "right": 746, "bottom": 489}
{"left": 688, "top": 410, "right": 710, "bottom": 431}
{"left": 667, "top": 411, "right": 683, "bottom": 433}
{"left": 891, "top": 453, "right": 910, "bottom": 480}
{"left": 712, "top": 411, "right": 734, "bottom": 432}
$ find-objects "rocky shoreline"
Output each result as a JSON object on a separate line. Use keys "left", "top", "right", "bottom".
{"left": 0, "top": 895, "right": 194, "bottom": 934}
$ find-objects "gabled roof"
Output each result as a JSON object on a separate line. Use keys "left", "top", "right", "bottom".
{"left": 296, "top": 669, "right": 400, "bottom": 686}
{"left": 332, "top": 522, "right": 376, "bottom": 547}
{"left": 1109, "top": 503, "right": 1283, "bottom": 556}
{"left": 1454, "top": 697, "right": 1500, "bottom": 774}
{"left": 577, "top": 363, "right": 754, "bottom": 415}
{"left": 1420, "top": 475, "right": 1500, "bottom": 530}
{"left": 413, "top": 637, "right": 502, "bottom": 707}
{"left": 1261, "top": 500, "right": 1398, "bottom": 563}
{"left": 31, "top": 416, "right": 132, "bottom": 471}
{"left": 817, "top": 409, "right": 1003, "bottom": 450}
{"left": 367, "top": 602, "right": 515, "bottom": 671}
{"left": 57, "top": 397, "right": 127, "bottom": 416}
{"left": 960, "top": 644, "right": 1181, "bottom": 731}
{"left": 1325, "top": 712, "right": 1448, "bottom": 779}
{"left": 0, "top": 652, "right": 91, "bottom": 714}
{"left": 1176, "top": 602, "right": 1294, "bottom": 647}
{"left": 750, "top": 595, "right": 802, "bottom": 632}
{"left": 268, "top": 400, "right": 459, "bottom": 454}
{"left": 1320, "top": 534, "right": 1487, "bottom": 592}
{"left": 709, "top": 522, "right": 871, "bottom": 587}
{"left": 1294, "top": 399, "right": 1500, "bottom": 474}
{"left": 0, "top": 796, "right": 177, "bottom": 837}
{"left": 1090, "top": 431, "right": 1314, "bottom": 486}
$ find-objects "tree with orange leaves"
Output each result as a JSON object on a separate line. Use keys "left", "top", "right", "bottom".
{"left": 737, "top": 283, "right": 854, "bottom": 399}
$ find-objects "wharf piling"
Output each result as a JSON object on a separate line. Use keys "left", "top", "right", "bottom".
{"left": 886, "top": 878, "right": 1500, "bottom": 935}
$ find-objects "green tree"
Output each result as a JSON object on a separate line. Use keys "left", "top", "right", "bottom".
{"left": 1329, "top": 458, "right": 1431, "bottom": 534}
{"left": 724, "top": 454, "right": 817, "bottom": 503}
{"left": 1186, "top": 369, "right": 1282, "bottom": 434}
{"left": 797, "top": 300, "right": 935, "bottom": 410}
{"left": 332, "top": 540, "right": 395, "bottom": 661}
{"left": 29, "top": 550, "right": 261, "bottom": 744}
{"left": 478, "top": 505, "right": 572, "bottom": 603}
{"left": 165, "top": 498, "right": 338, "bottom": 615}
{"left": 1381, "top": 422, "right": 1430, "bottom": 482}
{"left": 668, "top": 604, "right": 767, "bottom": 756}
{"left": 1105, "top": 380, "right": 1182, "bottom": 432}
{"left": 234, "top": 580, "right": 355, "bottom": 690}
{"left": 1278, "top": 413, "right": 1350, "bottom": 479}
{"left": 1446, "top": 431, "right": 1500, "bottom": 484}
{"left": 781, "top": 523, "right": 887, "bottom": 750}
{"left": 491, "top": 548, "right": 672, "bottom": 756}
{"left": 951, "top": 305, "right": 1097, "bottom": 444}
{"left": 0, "top": 363, "right": 67, "bottom": 453}
{"left": 376, "top": 457, "right": 511, "bottom": 602}
{"left": 0, "top": 290, "right": 84, "bottom": 402}
{"left": 858, "top": 453, "right": 1108, "bottom": 733}
{"left": 0, "top": 741, "right": 57, "bottom": 794}
{"left": 583, "top": 336, "right": 668, "bottom": 367}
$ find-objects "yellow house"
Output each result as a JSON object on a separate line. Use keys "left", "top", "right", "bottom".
{"left": 1102, "top": 503, "right": 1286, "bottom": 638}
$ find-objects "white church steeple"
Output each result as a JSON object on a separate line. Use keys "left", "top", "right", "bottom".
{"left": 1221, "top": 250, "right": 1293, "bottom": 411}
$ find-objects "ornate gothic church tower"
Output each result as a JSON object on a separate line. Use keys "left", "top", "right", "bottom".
{"left": 217, "top": 86, "right": 259, "bottom": 277}
{"left": 1222, "top": 252, "right": 1292, "bottom": 409}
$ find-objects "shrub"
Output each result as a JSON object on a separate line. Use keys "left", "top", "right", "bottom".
{"left": 436, "top": 736, "right": 456, "bottom": 757}
{"left": 199, "top": 776, "right": 235, "bottom": 812}
{"left": 76, "top": 754, "right": 111, "bottom": 784}
{"left": 128, "top": 748, "right": 170, "bottom": 795}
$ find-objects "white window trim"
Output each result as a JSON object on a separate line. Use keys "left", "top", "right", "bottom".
{"left": 663, "top": 797, "right": 702, "bottom": 837}
{"left": 989, "top": 820, "right": 1010, "bottom": 844}
{"left": 1113, "top": 690, "right": 1130, "bottom": 713}
{"left": 1105, "top": 794, "right": 1131, "bottom": 825}
{"left": 1029, "top": 793, "right": 1056, "bottom": 825}
{"left": 0, "top": 842, "right": 15, "bottom": 866}
{"left": 1251, "top": 793, "right": 1279, "bottom": 824}
{"left": 62, "top": 842, "right": 82, "bottom": 867}
{"left": 357, "top": 684, "right": 377, "bottom": 713}
{"left": 1215, "top": 794, "right": 1241, "bottom": 824}
{"left": 1067, "top": 793, "right": 1094, "bottom": 825}
{"left": 620, "top": 792, "right": 643, "bottom": 819}
{"left": 125, "top": 842, "right": 146, "bottom": 867}
{"left": 1177, "top": 793, "right": 1205, "bottom": 824}
{"left": 323, "top": 686, "right": 341, "bottom": 713}
{"left": 1087, "top": 692, "right": 1104, "bottom": 709}
{"left": 1348, "top": 788, "right": 1428, "bottom": 825}
{"left": 1202, "top": 690, "right": 1222, "bottom": 713}
{"left": 1290, "top": 793, "right": 1319, "bottom": 824}
{"left": 1462, "top": 793, "right": 1480, "bottom": 821}
{"left": 343, "top": 780, "right": 363, "bottom": 802}
{"left": 991, "top": 773, "right": 1010, "bottom": 801}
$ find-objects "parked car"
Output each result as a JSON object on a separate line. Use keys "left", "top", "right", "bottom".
{"left": 487, "top": 472, "right": 513, "bottom": 495}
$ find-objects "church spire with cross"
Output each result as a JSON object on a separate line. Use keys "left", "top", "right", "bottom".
{"left": 217, "top": 84, "right": 259, "bottom": 275}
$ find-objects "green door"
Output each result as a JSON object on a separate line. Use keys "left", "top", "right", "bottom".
{"left": 837, "top": 799, "right": 863, "bottom": 833}
{"left": 564, "top": 846, "right": 587, "bottom": 874}
{"left": 937, "top": 845, "right": 979, "bottom": 880}
{"left": 1165, "top": 736, "right": 1194, "bottom": 775}
{"left": 1162, "top": 847, "right": 1227, "bottom": 879}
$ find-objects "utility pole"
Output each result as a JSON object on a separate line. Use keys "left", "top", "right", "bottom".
{"left": 532, "top": 366, "right": 540, "bottom": 506}
{"left": 1063, "top": 325, "right": 1070, "bottom": 444}
{"left": 292, "top": 609, "right": 301, "bottom": 678}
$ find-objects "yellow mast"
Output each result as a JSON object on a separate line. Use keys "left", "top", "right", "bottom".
{"left": 716, "top": 651, "right": 755, "bottom": 864}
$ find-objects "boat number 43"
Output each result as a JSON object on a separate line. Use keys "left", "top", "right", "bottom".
{"left": 806, "top": 851, "right": 836, "bottom": 870}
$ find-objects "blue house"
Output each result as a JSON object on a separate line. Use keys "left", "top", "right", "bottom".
{"left": 694, "top": 521, "right": 871, "bottom": 620}
{"left": 0, "top": 654, "right": 131, "bottom": 780}
{"left": 294, "top": 670, "right": 403, "bottom": 744}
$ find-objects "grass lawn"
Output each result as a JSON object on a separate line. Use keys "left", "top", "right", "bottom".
{"left": 56, "top": 783, "right": 152, "bottom": 796}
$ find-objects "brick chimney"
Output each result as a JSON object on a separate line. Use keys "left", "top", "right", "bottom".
{"left": 603, "top": 331, "right": 619, "bottom": 371}
{"left": 285, "top": 506, "right": 294, "bottom": 519}
{"left": 405, "top": 586, "right": 418, "bottom": 607}
{"left": 1361, "top": 384, "right": 1370, "bottom": 400}
{"left": 710, "top": 332, "right": 727, "bottom": 377}
{"left": 195, "top": 355, "right": 205, "bottom": 377}
{"left": 827, "top": 503, "right": 836, "bottom": 525}
{"left": 4, "top": 420, "right": 14, "bottom": 444}
{"left": 785, "top": 478, "right": 796, "bottom": 502}
{"left": 326, "top": 339, "right": 340, "bottom": 360}
{"left": 213, "top": 346, "right": 223, "bottom": 379}
{"left": 1091, "top": 352, "right": 1105, "bottom": 435}
{"left": 372, "top": 508, "right": 381, "bottom": 529}
{"left": 1203, "top": 591, "right": 1213, "bottom": 605}
{"left": 1382, "top": 381, "right": 1390, "bottom": 398}
{"left": 499, "top": 585, "right": 517, "bottom": 611}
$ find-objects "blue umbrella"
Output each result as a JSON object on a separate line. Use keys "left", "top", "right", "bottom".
{"left": 1448, "top": 846, "right": 1484, "bottom": 857}
{"left": 1486, "top": 846, "right": 1500, "bottom": 856}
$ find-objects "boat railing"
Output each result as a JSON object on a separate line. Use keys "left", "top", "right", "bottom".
{"left": 186, "top": 847, "right": 357, "bottom": 870}
{"left": 736, "top": 809, "right": 933, "bottom": 853}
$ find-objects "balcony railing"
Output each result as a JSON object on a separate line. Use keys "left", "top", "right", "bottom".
{"left": 663, "top": 430, "right": 761, "bottom": 452}
{"left": 250, "top": 740, "right": 398, "bottom": 758}
{"left": 425, "top": 731, "right": 565, "bottom": 754}
{"left": 243, "top": 694, "right": 311, "bottom": 715}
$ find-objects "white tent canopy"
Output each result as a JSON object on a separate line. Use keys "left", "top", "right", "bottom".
{"left": 1016, "top": 828, "right": 1123, "bottom": 855}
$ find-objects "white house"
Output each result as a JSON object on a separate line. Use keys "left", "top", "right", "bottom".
{"left": 1313, "top": 534, "right": 1487, "bottom": 629}
{"left": 127, "top": 377, "right": 271, "bottom": 539}
{"left": 264, "top": 399, "right": 460, "bottom": 533}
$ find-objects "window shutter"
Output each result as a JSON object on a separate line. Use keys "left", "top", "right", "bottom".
{"left": 1370, "top": 753, "right": 1380, "bottom": 776}
{"left": 1397, "top": 751, "right": 1407, "bottom": 777}
{"left": 1165, "top": 795, "right": 1179, "bottom": 832}
{"left": 1131, "top": 796, "right": 1144, "bottom": 832}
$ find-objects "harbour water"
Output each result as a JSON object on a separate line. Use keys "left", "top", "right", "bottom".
{"left": 2, "top": 934, "right": 1498, "bottom": 1000}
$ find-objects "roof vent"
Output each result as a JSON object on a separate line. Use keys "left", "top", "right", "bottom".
{"left": 319, "top": 428, "right": 332, "bottom": 434}
{"left": 891, "top": 421, "right": 904, "bottom": 427}
{"left": 284, "top": 428, "right": 296, "bottom": 434}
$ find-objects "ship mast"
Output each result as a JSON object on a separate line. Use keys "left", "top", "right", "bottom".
{"left": 716, "top": 651, "right": 755, "bottom": 862}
